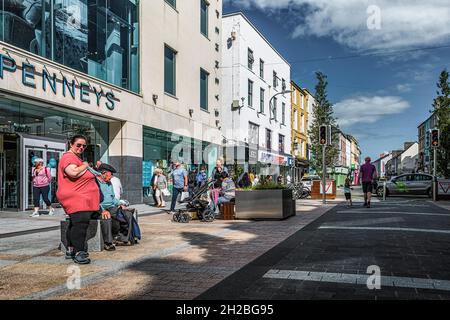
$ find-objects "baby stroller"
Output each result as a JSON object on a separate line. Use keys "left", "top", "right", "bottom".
{"left": 173, "top": 180, "right": 216, "bottom": 223}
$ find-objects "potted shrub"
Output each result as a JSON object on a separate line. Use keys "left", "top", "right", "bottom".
{"left": 234, "top": 179, "right": 295, "bottom": 220}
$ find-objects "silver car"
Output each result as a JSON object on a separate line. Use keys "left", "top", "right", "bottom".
{"left": 300, "top": 175, "right": 321, "bottom": 190}
{"left": 376, "top": 173, "right": 433, "bottom": 197}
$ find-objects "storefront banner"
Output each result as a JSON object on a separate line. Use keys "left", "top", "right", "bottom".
{"left": 0, "top": 54, "right": 118, "bottom": 110}
{"left": 438, "top": 180, "right": 450, "bottom": 195}
{"left": 258, "top": 150, "right": 286, "bottom": 165}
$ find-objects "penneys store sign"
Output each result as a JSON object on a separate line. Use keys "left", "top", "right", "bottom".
{"left": 0, "top": 54, "right": 117, "bottom": 110}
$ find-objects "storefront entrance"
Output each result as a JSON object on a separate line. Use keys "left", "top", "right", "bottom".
{"left": 0, "top": 95, "right": 111, "bottom": 211}
{"left": 22, "top": 135, "right": 66, "bottom": 210}
{"left": 0, "top": 133, "right": 18, "bottom": 210}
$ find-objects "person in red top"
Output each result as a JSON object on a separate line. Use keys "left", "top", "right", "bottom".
{"left": 57, "top": 135, "right": 100, "bottom": 264}
{"left": 358, "top": 156, "right": 378, "bottom": 208}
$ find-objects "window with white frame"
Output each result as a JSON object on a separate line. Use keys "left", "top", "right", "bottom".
{"left": 248, "top": 122, "right": 259, "bottom": 147}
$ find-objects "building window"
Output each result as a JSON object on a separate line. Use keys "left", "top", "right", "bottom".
{"left": 273, "top": 71, "right": 278, "bottom": 88}
{"left": 248, "top": 122, "right": 259, "bottom": 146}
{"left": 266, "top": 129, "right": 272, "bottom": 151}
{"left": 282, "top": 79, "right": 286, "bottom": 91}
{"left": 282, "top": 102, "right": 286, "bottom": 125}
{"left": 260, "top": 59, "right": 264, "bottom": 78}
{"left": 165, "top": 0, "right": 176, "bottom": 8}
{"left": 201, "top": 0, "right": 209, "bottom": 37}
{"left": 260, "top": 88, "right": 265, "bottom": 114}
{"left": 279, "top": 135, "right": 285, "bottom": 154}
{"left": 0, "top": 0, "right": 140, "bottom": 93}
{"left": 200, "top": 69, "right": 209, "bottom": 110}
{"left": 300, "top": 113, "right": 304, "bottom": 133}
{"left": 293, "top": 108, "right": 297, "bottom": 130}
{"left": 273, "top": 97, "right": 277, "bottom": 121}
{"left": 292, "top": 88, "right": 297, "bottom": 105}
{"left": 164, "top": 45, "right": 176, "bottom": 96}
{"left": 248, "top": 48, "right": 254, "bottom": 70}
{"left": 248, "top": 80, "right": 253, "bottom": 107}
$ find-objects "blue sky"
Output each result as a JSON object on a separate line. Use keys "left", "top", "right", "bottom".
{"left": 223, "top": 0, "right": 450, "bottom": 162}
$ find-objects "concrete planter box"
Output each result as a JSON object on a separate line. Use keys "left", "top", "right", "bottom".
{"left": 235, "top": 189, "right": 295, "bottom": 220}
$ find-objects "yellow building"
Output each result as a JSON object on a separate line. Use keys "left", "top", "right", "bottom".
{"left": 291, "top": 81, "right": 309, "bottom": 181}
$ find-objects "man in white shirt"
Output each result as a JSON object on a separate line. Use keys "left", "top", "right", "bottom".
{"left": 110, "top": 176, "right": 123, "bottom": 200}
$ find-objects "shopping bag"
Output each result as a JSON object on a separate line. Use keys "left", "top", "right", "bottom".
{"left": 180, "top": 191, "right": 190, "bottom": 201}
{"left": 162, "top": 188, "right": 171, "bottom": 196}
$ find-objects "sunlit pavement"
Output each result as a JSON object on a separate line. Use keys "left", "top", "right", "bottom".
{"left": 197, "top": 198, "right": 450, "bottom": 300}
{"left": 0, "top": 201, "right": 334, "bottom": 300}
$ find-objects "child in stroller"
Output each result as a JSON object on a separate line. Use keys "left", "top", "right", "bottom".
{"left": 172, "top": 180, "right": 216, "bottom": 223}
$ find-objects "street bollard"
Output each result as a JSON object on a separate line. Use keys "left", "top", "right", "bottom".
{"left": 383, "top": 180, "right": 386, "bottom": 201}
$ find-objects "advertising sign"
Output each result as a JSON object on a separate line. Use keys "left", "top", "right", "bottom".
{"left": 320, "top": 180, "right": 334, "bottom": 195}
{"left": 258, "top": 150, "right": 286, "bottom": 165}
{"left": 438, "top": 180, "right": 450, "bottom": 195}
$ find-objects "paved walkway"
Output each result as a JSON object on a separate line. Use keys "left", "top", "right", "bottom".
{"left": 0, "top": 200, "right": 335, "bottom": 300}
{"left": 197, "top": 198, "right": 450, "bottom": 300}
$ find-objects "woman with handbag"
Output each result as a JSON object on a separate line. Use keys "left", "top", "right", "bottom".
{"left": 30, "top": 158, "right": 55, "bottom": 217}
{"left": 155, "top": 169, "right": 168, "bottom": 208}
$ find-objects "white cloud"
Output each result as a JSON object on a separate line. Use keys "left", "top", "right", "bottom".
{"left": 334, "top": 96, "right": 410, "bottom": 127}
{"left": 396, "top": 83, "right": 412, "bottom": 93}
{"left": 225, "top": 0, "right": 450, "bottom": 52}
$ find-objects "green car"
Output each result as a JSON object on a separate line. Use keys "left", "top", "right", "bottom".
{"left": 376, "top": 174, "right": 434, "bottom": 198}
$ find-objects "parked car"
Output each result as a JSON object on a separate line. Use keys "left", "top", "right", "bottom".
{"left": 300, "top": 175, "right": 321, "bottom": 190}
{"left": 376, "top": 173, "right": 434, "bottom": 198}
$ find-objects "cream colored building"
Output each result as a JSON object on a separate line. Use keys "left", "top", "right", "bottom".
{"left": 0, "top": 0, "right": 222, "bottom": 210}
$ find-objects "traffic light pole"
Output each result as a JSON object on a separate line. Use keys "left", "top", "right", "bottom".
{"left": 433, "top": 147, "right": 437, "bottom": 201}
{"left": 322, "top": 144, "right": 326, "bottom": 204}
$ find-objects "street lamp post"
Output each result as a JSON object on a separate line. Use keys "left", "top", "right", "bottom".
{"left": 269, "top": 90, "right": 293, "bottom": 123}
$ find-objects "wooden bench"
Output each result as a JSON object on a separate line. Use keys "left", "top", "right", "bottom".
{"left": 220, "top": 202, "right": 235, "bottom": 220}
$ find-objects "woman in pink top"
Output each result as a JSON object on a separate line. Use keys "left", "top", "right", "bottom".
{"left": 30, "top": 158, "right": 54, "bottom": 217}
{"left": 57, "top": 135, "right": 100, "bottom": 265}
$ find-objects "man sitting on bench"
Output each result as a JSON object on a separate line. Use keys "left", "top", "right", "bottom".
{"left": 96, "top": 163, "right": 128, "bottom": 251}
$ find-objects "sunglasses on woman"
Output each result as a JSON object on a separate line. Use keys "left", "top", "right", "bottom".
{"left": 75, "top": 143, "right": 87, "bottom": 148}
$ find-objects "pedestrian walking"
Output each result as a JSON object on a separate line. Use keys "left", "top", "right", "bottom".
{"left": 57, "top": 135, "right": 100, "bottom": 265}
{"left": 169, "top": 162, "right": 188, "bottom": 214}
{"left": 344, "top": 177, "right": 353, "bottom": 208}
{"left": 30, "top": 158, "right": 55, "bottom": 217}
{"left": 150, "top": 171, "right": 158, "bottom": 206}
{"left": 155, "top": 169, "right": 168, "bottom": 208}
{"left": 196, "top": 166, "right": 207, "bottom": 187}
{"left": 358, "top": 156, "right": 377, "bottom": 208}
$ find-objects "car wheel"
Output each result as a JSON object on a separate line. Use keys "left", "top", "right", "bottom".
{"left": 376, "top": 187, "right": 384, "bottom": 197}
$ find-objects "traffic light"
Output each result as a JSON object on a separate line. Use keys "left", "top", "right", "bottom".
{"left": 430, "top": 128, "right": 440, "bottom": 147}
{"left": 319, "top": 125, "right": 327, "bottom": 145}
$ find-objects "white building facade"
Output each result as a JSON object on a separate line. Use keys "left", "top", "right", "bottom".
{"left": 221, "top": 12, "right": 292, "bottom": 178}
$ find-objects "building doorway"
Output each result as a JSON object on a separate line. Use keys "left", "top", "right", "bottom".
{"left": 21, "top": 135, "right": 66, "bottom": 211}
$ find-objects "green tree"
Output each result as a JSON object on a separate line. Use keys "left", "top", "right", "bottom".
{"left": 308, "top": 72, "right": 340, "bottom": 176}
{"left": 432, "top": 69, "right": 450, "bottom": 178}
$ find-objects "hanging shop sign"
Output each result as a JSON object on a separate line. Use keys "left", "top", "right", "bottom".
{"left": 0, "top": 54, "right": 117, "bottom": 110}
